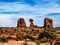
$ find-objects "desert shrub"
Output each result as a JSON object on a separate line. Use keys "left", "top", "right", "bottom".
{"left": 54, "top": 41, "right": 60, "bottom": 45}
{"left": 40, "top": 37, "right": 48, "bottom": 43}
{"left": 0, "top": 36, "right": 2, "bottom": 42}
{"left": 14, "top": 29, "right": 16, "bottom": 31}
{"left": 35, "top": 40, "right": 40, "bottom": 44}
{"left": 1, "top": 31, "right": 3, "bottom": 33}
{"left": 32, "top": 31, "right": 39, "bottom": 36}
{"left": 16, "top": 35, "right": 22, "bottom": 41}
{"left": 0, "top": 36, "right": 7, "bottom": 42}
{"left": 38, "top": 31, "right": 56, "bottom": 40}
{"left": 32, "top": 29, "right": 34, "bottom": 32}
{"left": 1, "top": 37, "right": 7, "bottom": 42}
{"left": 23, "top": 35, "right": 35, "bottom": 41}
{"left": 7, "top": 36, "right": 15, "bottom": 40}
{"left": 7, "top": 36, "right": 13, "bottom": 39}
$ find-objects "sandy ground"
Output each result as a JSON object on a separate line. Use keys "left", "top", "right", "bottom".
{"left": 0, "top": 40, "right": 53, "bottom": 45}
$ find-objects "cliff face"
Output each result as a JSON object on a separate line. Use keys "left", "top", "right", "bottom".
{"left": 17, "top": 18, "right": 26, "bottom": 28}
{"left": 44, "top": 18, "right": 53, "bottom": 30}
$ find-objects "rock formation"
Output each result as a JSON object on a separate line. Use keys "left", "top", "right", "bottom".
{"left": 17, "top": 18, "right": 26, "bottom": 28}
{"left": 17, "top": 17, "right": 53, "bottom": 30}
{"left": 29, "top": 19, "right": 34, "bottom": 27}
{"left": 44, "top": 18, "right": 53, "bottom": 30}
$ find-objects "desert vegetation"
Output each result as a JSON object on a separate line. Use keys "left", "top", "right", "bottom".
{"left": 0, "top": 27, "right": 60, "bottom": 45}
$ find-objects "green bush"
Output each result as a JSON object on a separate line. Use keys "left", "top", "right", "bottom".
{"left": 38, "top": 31, "right": 56, "bottom": 39}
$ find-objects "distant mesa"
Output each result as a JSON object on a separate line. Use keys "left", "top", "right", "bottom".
{"left": 17, "top": 18, "right": 53, "bottom": 30}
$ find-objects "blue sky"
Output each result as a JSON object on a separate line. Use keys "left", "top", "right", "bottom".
{"left": 0, "top": 0, "right": 60, "bottom": 27}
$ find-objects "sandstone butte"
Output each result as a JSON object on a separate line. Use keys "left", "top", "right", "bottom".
{"left": 17, "top": 18, "right": 53, "bottom": 30}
